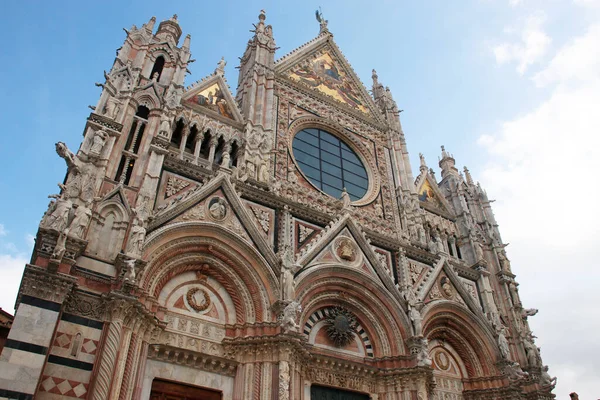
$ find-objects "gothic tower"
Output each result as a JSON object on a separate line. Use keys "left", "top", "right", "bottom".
{"left": 0, "top": 12, "right": 555, "bottom": 400}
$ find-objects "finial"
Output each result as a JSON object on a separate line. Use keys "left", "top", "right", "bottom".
{"left": 215, "top": 56, "right": 226, "bottom": 76}
{"left": 146, "top": 16, "right": 156, "bottom": 31}
{"left": 183, "top": 34, "right": 191, "bottom": 49}
{"left": 315, "top": 8, "right": 329, "bottom": 34}
{"left": 372, "top": 69, "right": 379, "bottom": 84}
{"left": 464, "top": 166, "right": 474, "bottom": 185}
{"left": 419, "top": 153, "right": 427, "bottom": 167}
{"left": 441, "top": 145, "right": 449, "bottom": 159}
{"left": 171, "top": 14, "right": 178, "bottom": 21}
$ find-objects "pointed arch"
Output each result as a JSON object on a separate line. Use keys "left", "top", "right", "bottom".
{"left": 140, "top": 222, "right": 279, "bottom": 324}
{"left": 422, "top": 302, "right": 500, "bottom": 379}
{"left": 295, "top": 265, "right": 411, "bottom": 358}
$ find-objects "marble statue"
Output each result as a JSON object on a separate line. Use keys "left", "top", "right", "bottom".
{"left": 281, "top": 301, "right": 302, "bottom": 333}
{"left": 69, "top": 203, "right": 92, "bottom": 239}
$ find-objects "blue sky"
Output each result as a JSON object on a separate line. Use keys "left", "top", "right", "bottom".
{"left": 1, "top": 0, "right": 599, "bottom": 397}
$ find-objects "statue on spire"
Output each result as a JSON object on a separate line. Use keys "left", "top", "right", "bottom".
{"left": 315, "top": 8, "right": 329, "bottom": 34}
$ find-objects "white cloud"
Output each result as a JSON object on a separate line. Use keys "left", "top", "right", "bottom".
{"left": 0, "top": 224, "right": 6, "bottom": 237}
{"left": 509, "top": 0, "right": 523, "bottom": 6}
{"left": 479, "top": 22, "right": 600, "bottom": 399}
{"left": 0, "top": 253, "right": 26, "bottom": 314}
{"left": 492, "top": 12, "right": 551, "bottom": 74}
{"left": 534, "top": 24, "right": 600, "bottom": 87}
{"left": 25, "top": 234, "right": 35, "bottom": 250}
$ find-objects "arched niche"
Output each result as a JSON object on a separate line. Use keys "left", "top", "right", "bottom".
{"left": 86, "top": 201, "right": 128, "bottom": 261}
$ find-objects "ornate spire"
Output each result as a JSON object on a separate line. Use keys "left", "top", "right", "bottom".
{"left": 419, "top": 153, "right": 428, "bottom": 174}
{"left": 439, "top": 145, "right": 459, "bottom": 179}
{"left": 145, "top": 16, "right": 156, "bottom": 32}
{"left": 464, "top": 166, "right": 474, "bottom": 185}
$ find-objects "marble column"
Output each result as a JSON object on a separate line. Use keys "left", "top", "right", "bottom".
{"left": 193, "top": 132, "right": 205, "bottom": 164}
{"left": 207, "top": 137, "right": 218, "bottom": 165}
{"left": 89, "top": 296, "right": 132, "bottom": 400}
{"left": 178, "top": 126, "right": 190, "bottom": 159}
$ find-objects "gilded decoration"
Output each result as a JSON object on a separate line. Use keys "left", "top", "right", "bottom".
{"left": 185, "top": 287, "right": 211, "bottom": 312}
{"left": 418, "top": 179, "right": 445, "bottom": 210}
{"left": 332, "top": 236, "right": 362, "bottom": 267}
{"left": 185, "top": 82, "right": 234, "bottom": 119}
{"left": 288, "top": 52, "right": 368, "bottom": 113}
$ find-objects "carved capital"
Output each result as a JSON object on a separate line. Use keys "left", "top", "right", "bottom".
{"left": 17, "top": 264, "right": 77, "bottom": 306}
{"left": 64, "top": 290, "right": 106, "bottom": 320}
{"left": 150, "top": 136, "right": 170, "bottom": 155}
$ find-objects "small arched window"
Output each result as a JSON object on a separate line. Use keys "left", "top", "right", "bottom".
{"left": 150, "top": 56, "right": 165, "bottom": 82}
{"left": 171, "top": 119, "right": 185, "bottom": 148}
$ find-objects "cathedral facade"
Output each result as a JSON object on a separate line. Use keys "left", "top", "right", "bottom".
{"left": 0, "top": 12, "right": 555, "bottom": 400}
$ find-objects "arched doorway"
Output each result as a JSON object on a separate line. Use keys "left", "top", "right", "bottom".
{"left": 310, "top": 384, "right": 370, "bottom": 400}
{"left": 430, "top": 342, "right": 466, "bottom": 400}
{"left": 150, "top": 379, "right": 222, "bottom": 400}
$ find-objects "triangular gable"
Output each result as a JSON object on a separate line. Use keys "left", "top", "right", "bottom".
{"left": 275, "top": 35, "right": 384, "bottom": 124}
{"left": 296, "top": 214, "right": 400, "bottom": 301}
{"left": 148, "top": 174, "right": 277, "bottom": 268}
{"left": 182, "top": 73, "right": 244, "bottom": 123}
{"left": 416, "top": 175, "right": 454, "bottom": 217}
{"left": 308, "top": 227, "right": 380, "bottom": 280}
{"left": 98, "top": 184, "right": 132, "bottom": 216}
{"left": 420, "top": 258, "right": 487, "bottom": 319}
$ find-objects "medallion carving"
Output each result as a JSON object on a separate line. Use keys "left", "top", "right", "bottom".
{"left": 185, "top": 287, "right": 211, "bottom": 312}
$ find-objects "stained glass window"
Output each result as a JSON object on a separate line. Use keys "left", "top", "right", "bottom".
{"left": 292, "top": 128, "right": 369, "bottom": 201}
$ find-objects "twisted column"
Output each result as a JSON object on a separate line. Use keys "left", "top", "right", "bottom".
{"left": 92, "top": 319, "right": 123, "bottom": 400}
{"left": 90, "top": 298, "right": 131, "bottom": 400}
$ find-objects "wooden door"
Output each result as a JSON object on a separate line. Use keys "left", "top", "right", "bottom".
{"left": 149, "top": 379, "right": 222, "bottom": 400}
{"left": 310, "top": 384, "right": 370, "bottom": 400}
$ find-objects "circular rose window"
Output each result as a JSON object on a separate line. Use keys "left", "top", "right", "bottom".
{"left": 292, "top": 128, "right": 369, "bottom": 201}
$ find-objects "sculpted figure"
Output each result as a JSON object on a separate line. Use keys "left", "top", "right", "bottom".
{"left": 69, "top": 203, "right": 92, "bottom": 239}
{"left": 503, "top": 362, "right": 528, "bottom": 382}
{"left": 258, "top": 160, "right": 270, "bottom": 182}
{"left": 497, "top": 326, "right": 510, "bottom": 359}
{"left": 52, "top": 229, "right": 69, "bottom": 261}
{"left": 340, "top": 188, "right": 352, "bottom": 208}
{"left": 409, "top": 306, "right": 423, "bottom": 337}
{"left": 416, "top": 338, "right": 432, "bottom": 367}
{"left": 216, "top": 56, "right": 226, "bottom": 75}
{"left": 123, "top": 258, "right": 137, "bottom": 283}
{"left": 56, "top": 142, "right": 97, "bottom": 202}
{"left": 159, "top": 117, "right": 171, "bottom": 137}
{"left": 280, "top": 301, "right": 302, "bottom": 333}
{"left": 126, "top": 212, "right": 146, "bottom": 257}
{"left": 90, "top": 129, "right": 108, "bottom": 156}
{"left": 220, "top": 150, "right": 231, "bottom": 167}
{"left": 428, "top": 237, "right": 437, "bottom": 253}
{"left": 104, "top": 97, "right": 120, "bottom": 119}
{"left": 540, "top": 365, "right": 557, "bottom": 387}
{"left": 523, "top": 336, "right": 541, "bottom": 367}
{"left": 42, "top": 193, "right": 72, "bottom": 232}
{"left": 498, "top": 250, "right": 511, "bottom": 272}
{"left": 279, "top": 245, "right": 300, "bottom": 301}
{"left": 473, "top": 238, "right": 485, "bottom": 261}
